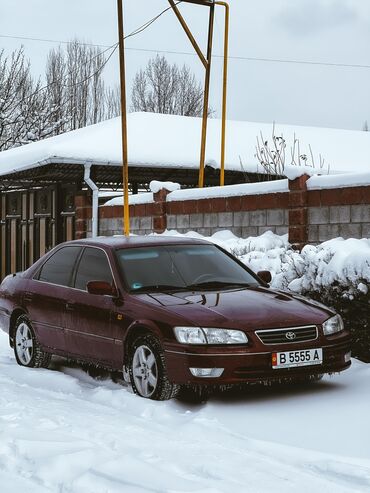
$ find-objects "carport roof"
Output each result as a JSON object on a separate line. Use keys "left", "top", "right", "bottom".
{"left": 0, "top": 112, "right": 369, "bottom": 189}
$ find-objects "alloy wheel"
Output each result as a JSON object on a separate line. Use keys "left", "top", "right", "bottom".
{"left": 132, "top": 345, "right": 158, "bottom": 398}
{"left": 15, "top": 322, "right": 34, "bottom": 365}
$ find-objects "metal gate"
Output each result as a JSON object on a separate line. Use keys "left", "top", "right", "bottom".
{"left": 0, "top": 186, "right": 76, "bottom": 281}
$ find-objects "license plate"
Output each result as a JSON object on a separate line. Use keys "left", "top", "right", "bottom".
{"left": 272, "top": 348, "right": 323, "bottom": 369}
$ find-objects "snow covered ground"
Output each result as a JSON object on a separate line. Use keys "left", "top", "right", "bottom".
{"left": 1, "top": 329, "right": 370, "bottom": 493}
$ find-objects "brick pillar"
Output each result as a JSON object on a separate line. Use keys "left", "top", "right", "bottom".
{"left": 288, "top": 174, "right": 309, "bottom": 250}
{"left": 74, "top": 191, "right": 92, "bottom": 239}
{"left": 153, "top": 188, "right": 170, "bottom": 234}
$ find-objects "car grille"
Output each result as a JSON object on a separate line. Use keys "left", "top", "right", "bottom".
{"left": 255, "top": 325, "right": 318, "bottom": 345}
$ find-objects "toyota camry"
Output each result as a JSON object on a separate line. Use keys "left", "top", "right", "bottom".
{"left": 0, "top": 236, "right": 351, "bottom": 400}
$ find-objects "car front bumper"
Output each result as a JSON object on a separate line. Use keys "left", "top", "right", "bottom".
{"left": 164, "top": 332, "right": 351, "bottom": 385}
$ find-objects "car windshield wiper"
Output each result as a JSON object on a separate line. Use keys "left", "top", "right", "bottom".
{"left": 186, "top": 281, "right": 255, "bottom": 290}
{"left": 131, "top": 284, "right": 187, "bottom": 293}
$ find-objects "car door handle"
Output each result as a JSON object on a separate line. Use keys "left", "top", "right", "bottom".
{"left": 65, "top": 302, "right": 76, "bottom": 312}
{"left": 23, "top": 292, "right": 33, "bottom": 303}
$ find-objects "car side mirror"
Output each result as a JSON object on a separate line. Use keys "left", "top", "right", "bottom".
{"left": 87, "top": 280, "right": 118, "bottom": 297}
{"left": 257, "top": 270, "right": 272, "bottom": 285}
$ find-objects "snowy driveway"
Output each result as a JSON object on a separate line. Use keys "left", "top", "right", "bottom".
{"left": 0, "top": 330, "right": 369, "bottom": 493}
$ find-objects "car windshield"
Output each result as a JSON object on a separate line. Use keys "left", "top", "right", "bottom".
{"left": 116, "top": 244, "right": 259, "bottom": 293}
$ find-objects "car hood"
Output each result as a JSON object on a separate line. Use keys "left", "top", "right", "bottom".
{"left": 142, "top": 287, "right": 332, "bottom": 330}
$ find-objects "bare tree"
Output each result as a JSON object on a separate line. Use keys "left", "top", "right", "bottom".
{"left": 45, "top": 39, "right": 111, "bottom": 134}
{"left": 0, "top": 48, "right": 65, "bottom": 151}
{"left": 0, "top": 41, "right": 121, "bottom": 152}
{"left": 131, "top": 55, "right": 208, "bottom": 117}
{"left": 105, "top": 85, "right": 121, "bottom": 120}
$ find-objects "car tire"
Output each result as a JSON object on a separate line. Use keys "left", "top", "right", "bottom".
{"left": 14, "top": 315, "right": 51, "bottom": 368}
{"left": 128, "top": 333, "right": 179, "bottom": 400}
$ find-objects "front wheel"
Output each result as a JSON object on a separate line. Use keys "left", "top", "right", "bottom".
{"left": 14, "top": 315, "right": 51, "bottom": 368}
{"left": 128, "top": 334, "right": 179, "bottom": 400}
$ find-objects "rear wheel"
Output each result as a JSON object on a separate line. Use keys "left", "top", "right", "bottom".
{"left": 14, "top": 315, "right": 51, "bottom": 368}
{"left": 128, "top": 333, "right": 179, "bottom": 400}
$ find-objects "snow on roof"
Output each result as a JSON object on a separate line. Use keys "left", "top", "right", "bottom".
{"left": 103, "top": 179, "right": 289, "bottom": 206}
{"left": 0, "top": 112, "right": 369, "bottom": 178}
{"left": 307, "top": 171, "right": 370, "bottom": 189}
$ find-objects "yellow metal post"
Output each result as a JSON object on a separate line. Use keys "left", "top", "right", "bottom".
{"left": 215, "top": 1, "right": 229, "bottom": 186}
{"left": 117, "top": 0, "right": 130, "bottom": 236}
{"left": 168, "top": 0, "right": 207, "bottom": 68}
{"left": 168, "top": 0, "right": 215, "bottom": 189}
{"left": 199, "top": 5, "right": 215, "bottom": 188}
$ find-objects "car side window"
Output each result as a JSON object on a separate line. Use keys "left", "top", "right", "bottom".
{"left": 74, "top": 247, "right": 113, "bottom": 291}
{"left": 37, "top": 246, "right": 82, "bottom": 287}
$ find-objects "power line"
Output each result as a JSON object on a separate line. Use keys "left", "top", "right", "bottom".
{"left": 0, "top": 34, "right": 111, "bottom": 48}
{"left": 3, "top": 43, "right": 118, "bottom": 110}
{"left": 2, "top": 33, "right": 370, "bottom": 70}
{"left": 0, "top": 2, "right": 183, "bottom": 49}
{"left": 3, "top": 2, "right": 183, "bottom": 107}
{"left": 125, "top": 1, "right": 183, "bottom": 40}
{"left": 66, "top": 44, "right": 118, "bottom": 89}
{"left": 126, "top": 48, "right": 370, "bottom": 70}
{"left": 225, "top": 55, "right": 370, "bottom": 70}
{"left": 1, "top": 43, "right": 119, "bottom": 131}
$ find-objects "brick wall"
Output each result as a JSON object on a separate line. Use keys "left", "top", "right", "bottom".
{"left": 98, "top": 204, "right": 154, "bottom": 237}
{"left": 97, "top": 183, "right": 291, "bottom": 241}
{"left": 307, "top": 186, "right": 370, "bottom": 243}
{"left": 81, "top": 174, "right": 370, "bottom": 250}
{"left": 166, "top": 194, "right": 289, "bottom": 238}
{"left": 75, "top": 192, "right": 92, "bottom": 240}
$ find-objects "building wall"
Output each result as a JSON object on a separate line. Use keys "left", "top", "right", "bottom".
{"left": 98, "top": 191, "right": 290, "bottom": 240}
{"left": 80, "top": 175, "right": 370, "bottom": 248}
{"left": 307, "top": 185, "right": 370, "bottom": 243}
{"left": 166, "top": 209, "right": 289, "bottom": 237}
{"left": 308, "top": 205, "right": 370, "bottom": 243}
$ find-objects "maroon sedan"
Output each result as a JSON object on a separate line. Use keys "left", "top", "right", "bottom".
{"left": 0, "top": 236, "right": 351, "bottom": 400}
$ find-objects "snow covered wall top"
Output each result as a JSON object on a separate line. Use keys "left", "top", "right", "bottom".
{"left": 0, "top": 112, "right": 370, "bottom": 177}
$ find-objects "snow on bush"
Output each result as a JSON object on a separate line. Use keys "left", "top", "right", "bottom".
{"left": 289, "top": 238, "right": 370, "bottom": 298}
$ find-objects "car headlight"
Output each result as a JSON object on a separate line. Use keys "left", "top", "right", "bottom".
{"left": 174, "top": 326, "right": 248, "bottom": 345}
{"left": 174, "top": 327, "right": 207, "bottom": 344}
{"left": 322, "top": 314, "right": 344, "bottom": 336}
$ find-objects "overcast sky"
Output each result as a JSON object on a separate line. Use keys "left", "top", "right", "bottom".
{"left": 1, "top": 0, "right": 370, "bottom": 131}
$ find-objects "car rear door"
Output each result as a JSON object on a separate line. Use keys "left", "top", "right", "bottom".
{"left": 64, "top": 246, "right": 123, "bottom": 368}
{"left": 24, "top": 246, "right": 82, "bottom": 352}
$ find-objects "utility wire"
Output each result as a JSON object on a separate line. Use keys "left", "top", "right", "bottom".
{"left": 125, "top": 1, "right": 182, "bottom": 40}
{"left": 1, "top": 44, "right": 119, "bottom": 130}
{"left": 0, "top": 34, "right": 111, "bottom": 48}
{"left": 125, "top": 47, "right": 370, "bottom": 70}
{"left": 65, "top": 44, "right": 118, "bottom": 90}
{"left": 4, "top": 43, "right": 119, "bottom": 107}
{"left": 0, "top": 2, "right": 183, "bottom": 48}
{"left": 2, "top": 33, "right": 370, "bottom": 70}
{"left": 4, "top": 2, "right": 182, "bottom": 106}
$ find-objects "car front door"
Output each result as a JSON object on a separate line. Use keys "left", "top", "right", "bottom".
{"left": 24, "top": 246, "right": 82, "bottom": 352}
{"left": 64, "top": 246, "right": 123, "bottom": 368}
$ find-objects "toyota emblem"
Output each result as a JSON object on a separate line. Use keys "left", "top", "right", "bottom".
{"left": 285, "top": 331, "right": 296, "bottom": 340}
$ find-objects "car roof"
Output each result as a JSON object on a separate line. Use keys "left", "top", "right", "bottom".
{"left": 63, "top": 235, "right": 211, "bottom": 250}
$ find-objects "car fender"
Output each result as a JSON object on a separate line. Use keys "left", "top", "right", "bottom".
{"left": 7, "top": 306, "right": 29, "bottom": 346}
{"left": 122, "top": 319, "right": 165, "bottom": 361}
